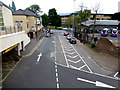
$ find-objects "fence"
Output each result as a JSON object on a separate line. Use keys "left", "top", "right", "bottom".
{"left": 0, "top": 26, "right": 22, "bottom": 36}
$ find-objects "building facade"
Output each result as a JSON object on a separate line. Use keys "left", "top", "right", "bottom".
{"left": 59, "top": 12, "right": 113, "bottom": 27}
{"left": 0, "top": 1, "right": 30, "bottom": 56}
{"left": 13, "top": 9, "right": 43, "bottom": 38}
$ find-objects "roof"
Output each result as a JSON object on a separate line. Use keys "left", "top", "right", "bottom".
{"left": 13, "top": 9, "right": 40, "bottom": 17}
{"left": 59, "top": 13, "right": 71, "bottom": 17}
{"left": 0, "top": 1, "right": 12, "bottom": 11}
{"left": 81, "top": 20, "right": 119, "bottom": 27}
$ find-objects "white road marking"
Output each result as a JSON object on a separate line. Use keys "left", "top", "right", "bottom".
{"left": 67, "top": 55, "right": 78, "bottom": 58}
{"left": 88, "top": 57, "right": 91, "bottom": 58}
{"left": 114, "top": 71, "right": 119, "bottom": 77}
{"left": 59, "top": 36, "right": 69, "bottom": 67}
{"left": 37, "top": 53, "right": 42, "bottom": 62}
{"left": 55, "top": 62, "right": 58, "bottom": 65}
{"left": 56, "top": 78, "right": 59, "bottom": 82}
{"left": 52, "top": 41, "right": 55, "bottom": 43}
{"left": 56, "top": 69, "right": 58, "bottom": 72}
{"left": 77, "top": 78, "right": 116, "bottom": 88}
{"left": 57, "top": 83, "right": 59, "bottom": 88}
{"left": 55, "top": 65, "right": 57, "bottom": 69}
{"left": 68, "top": 59, "right": 81, "bottom": 63}
{"left": 56, "top": 73, "right": 58, "bottom": 77}
{"left": 58, "top": 63, "right": 120, "bottom": 80}
{"left": 58, "top": 64, "right": 68, "bottom": 68}
{"left": 65, "top": 51, "right": 76, "bottom": 55}
{"left": 65, "top": 49, "right": 74, "bottom": 52}
{"left": 71, "top": 44, "right": 93, "bottom": 73}
{"left": 70, "top": 65, "right": 86, "bottom": 70}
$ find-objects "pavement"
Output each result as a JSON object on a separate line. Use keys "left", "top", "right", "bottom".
{"left": 21, "top": 33, "right": 44, "bottom": 56}
{"left": 75, "top": 39, "right": 119, "bottom": 72}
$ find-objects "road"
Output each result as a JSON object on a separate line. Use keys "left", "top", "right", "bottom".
{"left": 2, "top": 30, "right": 120, "bottom": 88}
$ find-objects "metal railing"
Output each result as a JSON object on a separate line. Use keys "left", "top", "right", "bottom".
{"left": 0, "top": 26, "right": 22, "bottom": 36}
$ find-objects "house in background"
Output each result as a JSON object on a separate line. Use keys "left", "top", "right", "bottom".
{"left": 0, "top": 1, "right": 30, "bottom": 56}
{"left": 13, "top": 9, "right": 43, "bottom": 38}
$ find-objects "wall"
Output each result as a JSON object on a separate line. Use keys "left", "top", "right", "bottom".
{"left": 2, "top": 5, "right": 14, "bottom": 27}
{"left": 96, "top": 38, "right": 120, "bottom": 57}
{"left": 13, "top": 15, "right": 27, "bottom": 31}
{"left": 28, "top": 16, "right": 36, "bottom": 31}
{"left": 0, "top": 31, "right": 30, "bottom": 53}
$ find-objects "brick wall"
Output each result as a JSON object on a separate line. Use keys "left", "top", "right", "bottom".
{"left": 96, "top": 38, "right": 120, "bottom": 57}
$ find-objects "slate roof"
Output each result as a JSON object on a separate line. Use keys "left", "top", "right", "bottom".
{"left": 81, "top": 20, "right": 119, "bottom": 26}
{"left": 13, "top": 9, "right": 40, "bottom": 17}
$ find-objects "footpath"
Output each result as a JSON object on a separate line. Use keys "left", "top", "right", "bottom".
{"left": 76, "top": 39, "right": 119, "bottom": 72}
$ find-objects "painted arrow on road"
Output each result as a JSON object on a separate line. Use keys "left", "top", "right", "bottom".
{"left": 77, "top": 77, "right": 116, "bottom": 88}
{"left": 37, "top": 53, "right": 42, "bottom": 62}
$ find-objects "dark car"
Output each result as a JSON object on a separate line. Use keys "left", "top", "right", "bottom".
{"left": 64, "top": 32, "right": 69, "bottom": 36}
{"left": 69, "top": 38, "right": 76, "bottom": 44}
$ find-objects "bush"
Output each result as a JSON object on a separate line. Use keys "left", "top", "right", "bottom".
{"left": 90, "top": 43, "right": 95, "bottom": 48}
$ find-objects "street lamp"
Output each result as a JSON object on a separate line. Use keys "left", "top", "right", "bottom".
{"left": 73, "top": 0, "right": 76, "bottom": 37}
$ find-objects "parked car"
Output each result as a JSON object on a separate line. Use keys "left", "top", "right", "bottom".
{"left": 63, "top": 28, "right": 68, "bottom": 31}
{"left": 64, "top": 32, "right": 69, "bottom": 36}
{"left": 46, "top": 33, "right": 51, "bottom": 37}
{"left": 66, "top": 35, "right": 72, "bottom": 40}
{"left": 69, "top": 38, "right": 76, "bottom": 44}
{"left": 50, "top": 31, "right": 53, "bottom": 34}
{"left": 57, "top": 27, "right": 62, "bottom": 30}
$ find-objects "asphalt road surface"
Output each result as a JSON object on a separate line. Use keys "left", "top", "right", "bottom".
{"left": 2, "top": 30, "right": 120, "bottom": 89}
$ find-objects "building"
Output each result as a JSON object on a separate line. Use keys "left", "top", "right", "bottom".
{"left": 13, "top": 9, "right": 43, "bottom": 38}
{"left": 0, "top": 1, "right": 30, "bottom": 56}
{"left": 59, "top": 12, "right": 113, "bottom": 27}
{"left": 59, "top": 13, "right": 71, "bottom": 27}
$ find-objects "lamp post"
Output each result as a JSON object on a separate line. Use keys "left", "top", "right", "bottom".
{"left": 73, "top": 0, "right": 76, "bottom": 37}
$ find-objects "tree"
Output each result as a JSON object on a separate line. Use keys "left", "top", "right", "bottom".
{"left": 48, "top": 8, "right": 61, "bottom": 27}
{"left": 91, "top": 2, "right": 101, "bottom": 41}
{"left": 27, "top": 4, "right": 42, "bottom": 14}
{"left": 41, "top": 14, "right": 49, "bottom": 27}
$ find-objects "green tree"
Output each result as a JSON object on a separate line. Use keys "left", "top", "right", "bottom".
{"left": 41, "top": 14, "right": 49, "bottom": 27}
{"left": 27, "top": 4, "right": 42, "bottom": 14}
{"left": 48, "top": 8, "right": 61, "bottom": 27}
{"left": 75, "top": 10, "right": 91, "bottom": 27}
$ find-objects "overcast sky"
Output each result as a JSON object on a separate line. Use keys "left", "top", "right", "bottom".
{"left": 1, "top": 0, "right": 120, "bottom": 14}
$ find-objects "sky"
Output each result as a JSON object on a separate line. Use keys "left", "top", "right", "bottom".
{"left": 1, "top": 0, "right": 120, "bottom": 14}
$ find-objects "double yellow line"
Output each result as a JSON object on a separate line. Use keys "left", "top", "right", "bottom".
{"left": 0, "top": 37, "right": 45, "bottom": 83}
